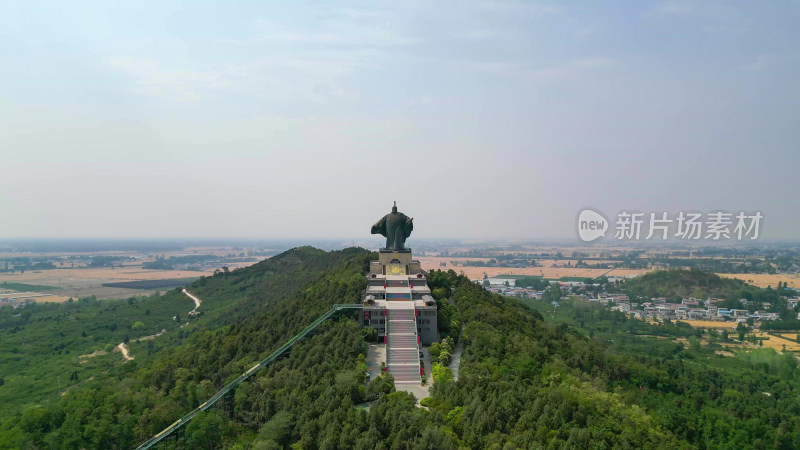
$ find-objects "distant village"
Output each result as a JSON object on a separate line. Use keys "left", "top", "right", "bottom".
{"left": 0, "top": 291, "right": 45, "bottom": 308}
{"left": 475, "top": 277, "right": 800, "bottom": 323}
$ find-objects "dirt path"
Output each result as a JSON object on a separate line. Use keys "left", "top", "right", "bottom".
{"left": 116, "top": 342, "right": 133, "bottom": 361}
{"left": 133, "top": 329, "right": 167, "bottom": 343}
{"left": 109, "top": 291, "right": 201, "bottom": 362}
{"left": 183, "top": 289, "right": 201, "bottom": 314}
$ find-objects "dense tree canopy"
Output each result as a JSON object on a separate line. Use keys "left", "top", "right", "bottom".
{"left": 1, "top": 250, "right": 799, "bottom": 448}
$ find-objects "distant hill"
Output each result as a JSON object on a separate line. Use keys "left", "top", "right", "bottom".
{"left": 620, "top": 268, "right": 746, "bottom": 300}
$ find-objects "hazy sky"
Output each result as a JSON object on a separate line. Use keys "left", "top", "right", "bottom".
{"left": 1, "top": 1, "right": 798, "bottom": 240}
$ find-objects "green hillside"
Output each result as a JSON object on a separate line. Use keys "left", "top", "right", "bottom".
{"left": 621, "top": 268, "right": 748, "bottom": 300}
{"left": 0, "top": 291, "right": 195, "bottom": 417}
{"left": 1, "top": 250, "right": 799, "bottom": 448}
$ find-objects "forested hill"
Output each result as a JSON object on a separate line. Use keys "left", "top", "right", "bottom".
{"left": 187, "top": 245, "right": 372, "bottom": 328}
{"left": 620, "top": 268, "right": 745, "bottom": 300}
{"left": 0, "top": 246, "right": 374, "bottom": 448}
{"left": 2, "top": 250, "right": 799, "bottom": 448}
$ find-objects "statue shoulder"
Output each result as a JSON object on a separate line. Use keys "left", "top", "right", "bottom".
{"left": 371, "top": 215, "right": 387, "bottom": 235}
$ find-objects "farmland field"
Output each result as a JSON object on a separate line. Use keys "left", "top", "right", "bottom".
{"left": 0, "top": 282, "right": 58, "bottom": 291}
{"left": 417, "top": 256, "right": 653, "bottom": 280}
{"left": 755, "top": 332, "right": 800, "bottom": 351}
{"left": 102, "top": 278, "right": 199, "bottom": 290}
{"left": 715, "top": 273, "right": 800, "bottom": 289}
{"left": 0, "top": 261, "right": 258, "bottom": 300}
{"left": 678, "top": 321, "right": 800, "bottom": 352}
{"left": 418, "top": 262, "right": 649, "bottom": 280}
{"left": 0, "top": 292, "right": 72, "bottom": 303}
{"left": 681, "top": 320, "right": 739, "bottom": 329}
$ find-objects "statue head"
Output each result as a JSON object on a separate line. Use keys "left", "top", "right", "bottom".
{"left": 392, "top": 201, "right": 397, "bottom": 213}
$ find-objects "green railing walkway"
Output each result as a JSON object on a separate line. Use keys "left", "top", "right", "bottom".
{"left": 136, "top": 303, "right": 363, "bottom": 450}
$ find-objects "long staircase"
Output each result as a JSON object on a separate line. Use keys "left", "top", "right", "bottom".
{"left": 386, "top": 307, "right": 421, "bottom": 383}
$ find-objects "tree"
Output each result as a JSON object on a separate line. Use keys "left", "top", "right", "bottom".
{"left": 362, "top": 326, "right": 378, "bottom": 343}
{"left": 432, "top": 363, "right": 453, "bottom": 384}
{"left": 366, "top": 373, "right": 395, "bottom": 399}
{"left": 437, "top": 350, "right": 453, "bottom": 366}
{"left": 254, "top": 411, "right": 293, "bottom": 447}
{"left": 428, "top": 342, "right": 441, "bottom": 360}
{"left": 185, "top": 411, "right": 224, "bottom": 449}
{"left": 737, "top": 322, "right": 747, "bottom": 341}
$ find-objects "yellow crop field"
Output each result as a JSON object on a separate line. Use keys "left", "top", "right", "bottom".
{"left": 716, "top": 273, "right": 800, "bottom": 289}
{"left": 679, "top": 321, "right": 800, "bottom": 352}
{"left": 417, "top": 256, "right": 653, "bottom": 280}
{"left": 605, "top": 268, "right": 652, "bottom": 277}
{"left": 415, "top": 257, "right": 492, "bottom": 270}
{"left": 681, "top": 320, "right": 739, "bottom": 329}
{"left": 0, "top": 293, "right": 72, "bottom": 303}
{"left": 421, "top": 264, "right": 614, "bottom": 280}
{"left": 0, "top": 262, "right": 254, "bottom": 285}
{"left": 755, "top": 333, "right": 800, "bottom": 352}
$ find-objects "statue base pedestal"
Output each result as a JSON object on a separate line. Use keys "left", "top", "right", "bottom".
{"left": 377, "top": 249, "right": 413, "bottom": 273}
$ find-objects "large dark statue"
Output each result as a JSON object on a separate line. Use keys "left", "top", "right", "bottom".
{"left": 371, "top": 202, "right": 414, "bottom": 250}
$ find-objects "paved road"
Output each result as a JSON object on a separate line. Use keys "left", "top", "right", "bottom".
{"left": 448, "top": 339, "right": 464, "bottom": 381}
{"left": 366, "top": 343, "right": 387, "bottom": 380}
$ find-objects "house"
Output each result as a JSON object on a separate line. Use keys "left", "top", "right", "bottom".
{"left": 682, "top": 298, "right": 699, "bottom": 307}
{"left": 756, "top": 311, "right": 779, "bottom": 321}
{"left": 612, "top": 303, "right": 631, "bottom": 312}
{"left": 688, "top": 309, "right": 709, "bottom": 320}
{"left": 486, "top": 278, "right": 516, "bottom": 287}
